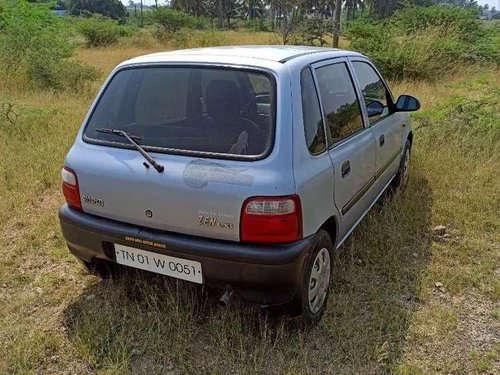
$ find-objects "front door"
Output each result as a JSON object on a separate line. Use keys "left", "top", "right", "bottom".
{"left": 350, "top": 59, "right": 404, "bottom": 193}
{"left": 312, "top": 60, "right": 376, "bottom": 241}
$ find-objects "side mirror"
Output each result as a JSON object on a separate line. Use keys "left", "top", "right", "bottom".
{"left": 366, "top": 100, "right": 385, "bottom": 118}
{"left": 395, "top": 95, "right": 420, "bottom": 112}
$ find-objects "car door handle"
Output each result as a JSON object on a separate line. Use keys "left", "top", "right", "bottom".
{"left": 379, "top": 134, "right": 385, "bottom": 147}
{"left": 341, "top": 161, "right": 351, "bottom": 178}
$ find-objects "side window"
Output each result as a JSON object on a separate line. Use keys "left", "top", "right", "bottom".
{"left": 300, "top": 68, "right": 326, "bottom": 154}
{"left": 352, "top": 61, "right": 391, "bottom": 124}
{"left": 315, "top": 63, "right": 364, "bottom": 144}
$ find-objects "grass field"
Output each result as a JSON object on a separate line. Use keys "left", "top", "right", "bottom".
{"left": 0, "top": 31, "right": 499, "bottom": 374}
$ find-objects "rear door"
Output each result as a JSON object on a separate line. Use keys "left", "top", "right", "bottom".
{"left": 349, "top": 59, "right": 404, "bottom": 193}
{"left": 312, "top": 59, "right": 376, "bottom": 240}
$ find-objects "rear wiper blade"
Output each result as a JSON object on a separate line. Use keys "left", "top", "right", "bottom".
{"left": 96, "top": 128, "right": 164, "bottom": 173}
{"left": 96, "top": 127, "right": 142, "bottom": 140}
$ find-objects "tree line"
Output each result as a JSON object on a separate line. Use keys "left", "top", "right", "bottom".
{"left": 168, "top": 0, "right": 481, "bottom": 24}
{"left": 29, "top": 0, "right": 484, "bottom": 48}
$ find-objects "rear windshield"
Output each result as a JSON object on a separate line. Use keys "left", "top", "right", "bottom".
{"left": 84, "top": 66, "right": 276, "bottom": 159}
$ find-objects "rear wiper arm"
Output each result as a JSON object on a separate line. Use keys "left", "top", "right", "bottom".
{"left": 96, "top": 128, "right": 164, "bottom": 173}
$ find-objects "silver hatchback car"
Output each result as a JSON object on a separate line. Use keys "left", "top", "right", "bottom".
{"left": 59, "top": 46, "right": 420, "bottom": 324}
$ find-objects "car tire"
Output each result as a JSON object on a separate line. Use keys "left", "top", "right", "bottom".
{"left": 291, "top": 229, "right": 334, "bottom": 326}
{"left": 389, "top": 139, "right": 411, "bottom": 196}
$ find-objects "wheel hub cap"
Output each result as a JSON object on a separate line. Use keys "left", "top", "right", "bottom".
{"left": 308, "top": 247, "right": 331, "bottom": 314}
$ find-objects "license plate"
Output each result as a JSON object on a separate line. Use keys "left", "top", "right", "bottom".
{"left": 114, "top": 244, "right": 203, "bottom": 284}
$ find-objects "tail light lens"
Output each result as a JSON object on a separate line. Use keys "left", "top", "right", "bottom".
{"left": 241, "top": 195, "right": 302, "bottom": 244}
{"left": 61, "top": 167, "right": 82, "bottom": 211}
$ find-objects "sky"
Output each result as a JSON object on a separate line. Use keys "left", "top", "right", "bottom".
{"left": 120, "top": 0, "right": 499, "bottom": 9}
{"left": 477, "top": 0, "right": 498, "bottom": 7}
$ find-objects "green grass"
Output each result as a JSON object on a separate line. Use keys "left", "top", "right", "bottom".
{"left": 0, "top": 41, "right": 498, "bottom": 374}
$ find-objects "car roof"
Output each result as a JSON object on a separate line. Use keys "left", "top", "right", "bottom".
{"left": 123, "top": 45, "right": 364, "bottom": 66}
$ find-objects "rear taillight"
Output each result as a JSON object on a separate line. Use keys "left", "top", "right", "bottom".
{"left": 241, "top": 195, "right": 302, "bottom": 244}
{"left": 61, "top": 167, "right": 82, "bottom": 211}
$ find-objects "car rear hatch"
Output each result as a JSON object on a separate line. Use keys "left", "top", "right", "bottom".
{"left": 65, "top": 64, "right": 293, "bottom": 242}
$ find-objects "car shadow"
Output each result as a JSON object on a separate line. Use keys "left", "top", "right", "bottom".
{"left": 63, "top": 169, "right": 433, "bottom": 375}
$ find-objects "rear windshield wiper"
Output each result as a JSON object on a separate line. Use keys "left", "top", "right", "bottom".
{"left": 96, "top": 128, "right": 164, "bottom": 173}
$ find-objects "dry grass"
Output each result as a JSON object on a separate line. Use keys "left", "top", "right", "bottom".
{"left": 0, "top": 31, "right": 498, "bottom": 375}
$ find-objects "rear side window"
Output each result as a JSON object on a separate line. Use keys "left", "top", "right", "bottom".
{"left": 84, "top": 67, "right": 276, "bottom": 159}
{"left": 300, "top": 67, "right": 326, "bottom": 154}
{"left": 351, "top": 61, "right": 391, "bottom": 124}
{"left": 315, "top": 63, "right": 364, "bottom": 144}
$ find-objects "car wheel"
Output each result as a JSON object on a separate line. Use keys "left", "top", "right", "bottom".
{"left": 293, "top": 229, "right": 334, "bottom": 326}
{"left": 389, "top": 139, "right": 411, "bottom": 196}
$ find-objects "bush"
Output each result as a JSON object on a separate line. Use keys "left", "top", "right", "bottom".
{"left": 192, "top": 29, "right": 227, "bottom": 47}
{"left": 244, "top": 18, "right": 272, "bottom": 32}
{"left": 345, "top": 6, "right": 495, "bottom": 80}
{"left": 0, "top": 0, "right": 98, "bottom": 90}
{"left": 67, "top": 0, "right": 127, "bottom": 21}
{"left": 124, "top": 28, "right": 159, "bottom": 49}
{"left": 191, "top": 16, "right": 210, "bottom": 30}
{"left": 168, "top": 28, "right": 190, "bottom": 48}
{"left": 295, "top": 18, "right": 330, "bottom": 46}
{"left": 77, "top": 14, "right": 123, "bottom": 47}
{"left": 167, "top": 28, "right": 227, "bottom": 49}
{"left": 390, "top": 5, "right": 483, "bottom": 44}
{"left": 151, "top": 6, "right": 193, "bottom": 39}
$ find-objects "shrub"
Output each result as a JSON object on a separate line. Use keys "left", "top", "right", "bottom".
{"left": 244, "top": 18, "right": 272, "bottom": 32}
{"left": 167, "top": 28, "right": 227, "bottom": 49}
{"left": 192, "top": 29, "right": 227, "bottom": 47}
{"left": 67, "top": 0, "right": 127, "bottom": 21}
{"left": 169, "top": 28, "right": 190, "bottom": 48}
{"left": 390, "top": 5, "right": 483, "bottom": 44}
{"left": 77, "top": 14, "right": 123, "bottom": 47}
{"left": 345, "top": 5, "right": 495, "bottom": 80}
{"left": 124, "top": 28, "right": 159, "bottom": 49}
{"left": 151, "top": 6, "right": 193, "bottom": 39}
{"left": 0, "top": 0, "right": 98, "bottom": 90}
{"left": 191, "top": 16, "right": 210, "bottom": 30}
{"left": 295, "top": 18, "right": 330, "bottom": 46}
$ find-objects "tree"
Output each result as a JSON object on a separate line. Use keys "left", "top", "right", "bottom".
{"left": 67, "top": 0, "right": 127, "bottom": 20}
{"left": 269, "top": 0, "right": 304, "bottom": 44}
{"left": 332, "top": 0, "right": 341, "bottom": 47}
{"left": 241, "top": 0, "right": 266, "bottom": 19}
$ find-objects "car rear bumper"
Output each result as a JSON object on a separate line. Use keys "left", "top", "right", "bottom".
{"left": 59, "top": 204, "right": 314, "bottom": 305}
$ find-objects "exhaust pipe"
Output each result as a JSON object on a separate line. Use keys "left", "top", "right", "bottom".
{"left": 218, "top": 289, "right": 234, "bottom": 307}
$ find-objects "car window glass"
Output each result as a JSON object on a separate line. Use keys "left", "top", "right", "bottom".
{"left": 249, "top": 74, "right": 271, "bottom": 93}
{"left": 85, "top": 67, "right": 276, "bottom": 158}
{"left": 301, "top": 68, "right": 326, "bottom": 154}
{"left": 135, "top": 69, "right": 189, "bottom": 123}
{"left": 200, "top": 69, "right": 240, "bottom": 115}
{"left": 315, "top": 62, "right": 364, "bottom": 144}
{"left": 352, "top": 61, "right": 391, "bottom": 124}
